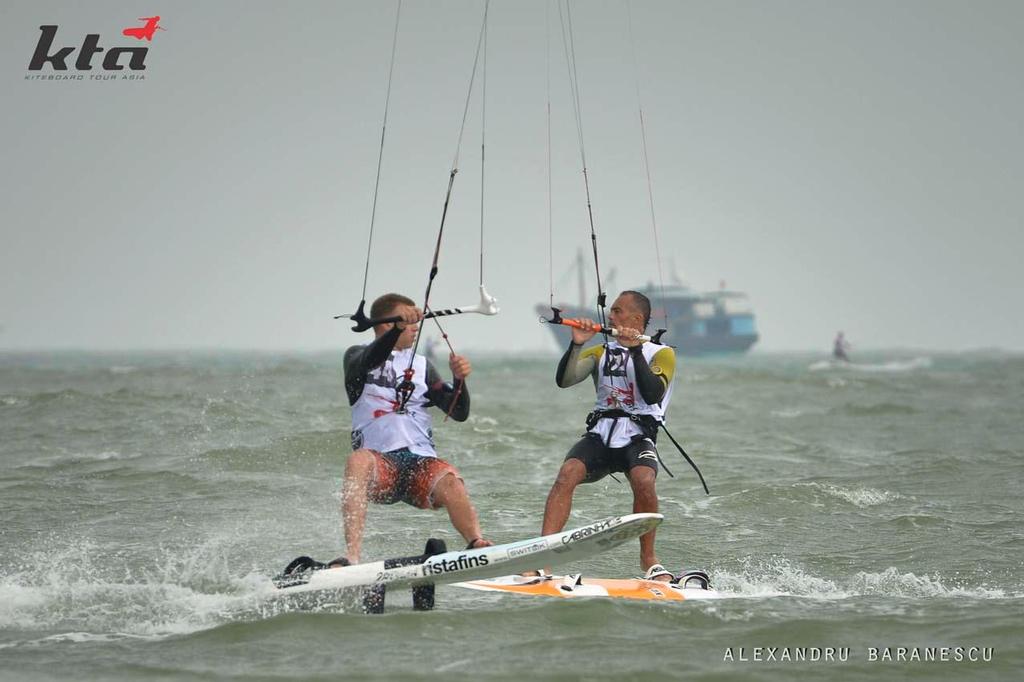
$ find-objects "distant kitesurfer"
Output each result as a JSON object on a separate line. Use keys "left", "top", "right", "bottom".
{"left": 833, "top": 331, "right": 851, "bottom": 362}
{"left": 537, "top": 291, "right": 676, "bottom": 582}
{"left": 341, "top": 293, "right": 492, "bottom": 563}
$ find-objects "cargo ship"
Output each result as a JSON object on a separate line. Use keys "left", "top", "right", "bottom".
{"left": 537, "top": 254, "right": 758, "bottom": 356}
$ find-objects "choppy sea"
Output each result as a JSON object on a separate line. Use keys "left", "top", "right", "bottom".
{"left": 1, "top": 349, "right": 1021, "bottom": 681}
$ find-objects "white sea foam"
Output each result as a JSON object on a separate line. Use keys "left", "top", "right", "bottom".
{"left": 0, "top": 537, "right": 287, "bottom": 639}
{"left": 0, "top": 583, "right": 47, "bottom": 617}
{"left": 809, "top": 357, "right": 932, "bottom": 373}
{"left": 0, "top": 630, "right": 162, "bottom": 650}
{"left": 770, "top": 408, "right": 804, "bottom": 418}
{"left": 713, "top": 559, "right": 842, "bottom": 599}
{"left": 848, "top": 567, "right": 1006, "bottom": 599}
{"left": 853, "top": 357, "right": 932, "bottom": 373}
{"left": 712, "top": 558, "right": 1010, "bottom": 601}
{"left": 828, "top": 486, "right": 901, "bottom": 507}
{"left": 470, "top": 414, "right": 500, "bottom": 434}
{"left": 798, "top": 482, "right": 904, "bottom": 508}
{"left": 71, "top": 450, "right": 134, "bottom": 462}
{"left": 20, "top": 450, "right": 140, "bottom": 469}
{"left": 0, "top": 578, "right": 266, "bottom": 637}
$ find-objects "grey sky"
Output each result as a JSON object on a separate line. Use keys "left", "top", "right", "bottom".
{"left": 2, "top": 0, "right": 1022, "bottom": 353}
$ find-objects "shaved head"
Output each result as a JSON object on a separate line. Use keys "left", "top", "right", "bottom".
{"left": 620, "top": 290, "right": 651, "bottom": 329}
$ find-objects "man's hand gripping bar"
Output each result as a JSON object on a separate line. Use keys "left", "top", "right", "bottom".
{"left": 337, "top": 285, "right": 500, "bottom": 332}
{"left": 540, "top": 307, "right": 654, "bottom": 343}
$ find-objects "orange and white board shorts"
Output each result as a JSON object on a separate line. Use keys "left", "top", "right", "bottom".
{"left": 366, "top": 449, "right": 461, "bottom": 509}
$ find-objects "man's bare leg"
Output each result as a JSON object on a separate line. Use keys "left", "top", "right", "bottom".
{"left": 627, "top": 465, "right": 670, "bottom": 581}
{"left": 431, "top": 473, "right": 492, "bottom": 548}
{"left": 341, "top": 449, "right": 376, "bottom": 563}
{"left": 542, "top": 458, "right": 588, "bottom": 534}
{"left": 519, "top": 459, "right": 589, "bottom": 577}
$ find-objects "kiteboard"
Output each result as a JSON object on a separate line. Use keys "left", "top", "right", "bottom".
{"left": 456, "top": 570, "right": 719, "bottom": 601}
{"left": 272, "top": 513, "right": 662, "bottom": 611}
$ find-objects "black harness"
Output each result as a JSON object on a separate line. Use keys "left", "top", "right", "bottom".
{"left": 584, "top": 408, "right": 710, "bottom": 495}
{"left": 586, "top": 408, "right": 658, "bottom": 437}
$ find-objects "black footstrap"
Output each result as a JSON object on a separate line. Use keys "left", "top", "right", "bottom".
{"left": 282, "top": 556, "right": 326, "bottom": 574}
{"left": 673, "top": 569, "right": 712, "bottom": 590}
{"left": 274, "top": 538, "right": 451, "bottom": 613}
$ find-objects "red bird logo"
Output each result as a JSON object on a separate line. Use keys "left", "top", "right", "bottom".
{"left": 122, "top": 16, "right": 165, "bottom": 42}
{"left": 605, "top": 384, "right": 636, "bottom": 409}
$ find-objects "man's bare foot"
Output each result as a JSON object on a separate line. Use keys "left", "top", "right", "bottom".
{"left": 466, "top": 538, "right": 494, "bottom": 550}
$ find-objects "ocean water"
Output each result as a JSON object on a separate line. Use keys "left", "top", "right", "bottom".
{"left": 1, "top": 349, "right": 1021, "bottom": 681}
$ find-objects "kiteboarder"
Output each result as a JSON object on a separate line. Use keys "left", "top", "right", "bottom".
{"left": 341, "top": 293, "right": 492, "bottom": 563}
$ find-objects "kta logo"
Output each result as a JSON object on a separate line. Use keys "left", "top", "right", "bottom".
{"left": 29, "top": 16, "right": 165, "bottom": 71}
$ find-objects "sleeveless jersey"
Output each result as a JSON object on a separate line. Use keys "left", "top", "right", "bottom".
{"left": 350, "top": 347, "right": 436, "bottom": 457}
{"left": 590, "top": 340, "right": 674, "bottom": 448}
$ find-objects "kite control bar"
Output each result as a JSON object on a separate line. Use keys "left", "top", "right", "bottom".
{"left": 540, "top": 307, "right": 665, "bottom": 343}
{"left": 337, "top": 285, "right": 500, "bottom": 332}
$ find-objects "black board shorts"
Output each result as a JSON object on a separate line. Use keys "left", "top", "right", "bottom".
{"left": 565, "top": 433, "right": 659, "bottom": 483}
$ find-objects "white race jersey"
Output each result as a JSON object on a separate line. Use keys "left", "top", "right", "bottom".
{"left": 350, "top": 348, "right": 436, "bottom": 457}
{"left": 590, "top": 341, "right": 674, "bottom": 448}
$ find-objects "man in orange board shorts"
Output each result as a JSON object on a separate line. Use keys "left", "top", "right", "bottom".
{"left": 341, "top": 293, "right": 492, "bottom": 563}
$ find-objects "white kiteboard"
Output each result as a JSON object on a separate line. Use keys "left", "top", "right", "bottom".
{"left": 272, "top": 512, "right": 662, "bottom": 595}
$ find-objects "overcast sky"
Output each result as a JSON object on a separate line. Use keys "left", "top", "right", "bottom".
{"left": 2, "top": 0, "right": 1022, "bottom": 353}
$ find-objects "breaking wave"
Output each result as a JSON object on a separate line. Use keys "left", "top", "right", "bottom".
{"left": 713, "top": 558, "right": 1011, "bottom": 600}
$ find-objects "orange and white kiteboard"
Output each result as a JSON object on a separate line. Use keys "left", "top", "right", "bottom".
{"left": 455, "top": 572, "right": 719, "bottom": 601}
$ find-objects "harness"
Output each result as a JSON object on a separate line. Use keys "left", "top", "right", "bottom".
{"left": 585, "top": 408, "right": 710, "bottom": 495}
{"left": 586, "top": 408, "right": 659, "bottom": 442}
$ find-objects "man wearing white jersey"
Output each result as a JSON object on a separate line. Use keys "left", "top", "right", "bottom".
{"left": 540, "top": 291, "right": 676, "bottom": 581}
{"left": 341, "top": 293, "right": 492, "bottom": 563}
